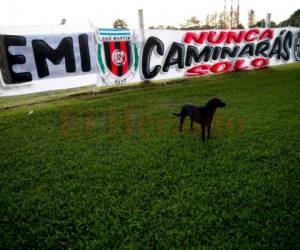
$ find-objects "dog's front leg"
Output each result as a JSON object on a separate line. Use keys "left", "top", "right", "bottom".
{"left": 207, "top": 123, "right": 212, "bottom": 140}
{"left": 201, "top": 124, "right": 205, "bottom": 142}
{"left": 179, "top": 117, "right": 185, "bottom": 132}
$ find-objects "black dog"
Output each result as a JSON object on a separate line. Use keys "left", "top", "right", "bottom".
{"left": 173, "top": 98, "right": 226, "bottom": 141}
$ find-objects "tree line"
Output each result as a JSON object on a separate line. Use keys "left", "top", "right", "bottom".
{"left": 111, "top": 9, "right": 300, "bottom": 30}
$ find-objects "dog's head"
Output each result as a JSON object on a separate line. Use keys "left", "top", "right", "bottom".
{"left": 206, "top": 98, "right": 226, "bottom": 109}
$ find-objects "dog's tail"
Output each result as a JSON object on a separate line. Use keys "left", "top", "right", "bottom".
{"left": 173, "top": 112, "right": 181, "bottom": 117}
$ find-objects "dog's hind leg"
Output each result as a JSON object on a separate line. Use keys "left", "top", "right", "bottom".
{"left": 179, "top": 116, "right": 185, "bottom": 132}
{"left": 201, "top": 124, "right": 206, "bottom": 142}
{"left": 190, "top": 120, "right": 194, "bottom": 131}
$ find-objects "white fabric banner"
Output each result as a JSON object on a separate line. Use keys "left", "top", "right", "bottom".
{"left": 1, "top": 25, "right": 299, "bottom": 97}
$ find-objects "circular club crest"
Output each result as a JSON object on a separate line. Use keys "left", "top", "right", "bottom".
{"left": 294, "top": 32, "right": 300, "bottom": 62}
{"left": 112, "top": 49, "right": 127, "bottom": 66}
{"left": 97, "top": 42, "right": 139, "bottom": 85}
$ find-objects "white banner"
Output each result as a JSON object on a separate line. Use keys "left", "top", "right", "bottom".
{"left": 0, "top": 24, "right": 97, "bottom": 96}
{"left": 1, "top": 26, "right": 299, "bottom": 97}
{"left": 139, "top": 28, "right": 300, "bottom": 80}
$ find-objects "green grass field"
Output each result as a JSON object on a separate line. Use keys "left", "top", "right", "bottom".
{"left": 1, "top": 64, "right": 300, "bottom": 249}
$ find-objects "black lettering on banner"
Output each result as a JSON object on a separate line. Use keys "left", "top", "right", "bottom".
{"left": 269, "top": 30, "right": 288, "bottom": 60}
{"left": 212, "top": 47, "right": 222, "bottom": 60}
{"left": 79, "top": 34, "right": 91, "bottom": 72}
{"left": 2, "top": 35, "right": 32, "bottom": 84}
{"left": 162, "top": 42, "right": 185, "bottom": 72}
{"left": 185, "top": 46, "right": 213, "bottom": 66}
{"left": 142, "top": 36, "right": 164, "bottom": 79}
{"left": 32, "top": 37, "right": 76, "bottom": 78}
{"left": 255, "top": 40, "right": 271, "bottom": 57}
{"left": 238, "top": 43, "right": 255, "bottom": 57}
{"left": 220, "top": 46, "right": 240, "bottom": 59}
{"left": 294, "top": 31, "right": 300, "bottom": 62}
{"left": 282, "top": 31, "right": 293, "bottom": 61}
{"left": 269, "top": 36, "right": 283, "bottom": 60}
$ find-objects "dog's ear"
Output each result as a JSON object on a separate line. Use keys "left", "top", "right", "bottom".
{"left": 207, "top": 98, "right": 226, "bottom": 108}
{"left": 216, "top": 98, "right": 226, "bottom": 107}
{"left": 207, "top": 98, "right": 218, "bottom": 106}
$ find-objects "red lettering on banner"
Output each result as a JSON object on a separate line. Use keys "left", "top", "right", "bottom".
{"left": 251, "top": 58, "right": 269, "bottom": 68}
{"left": 185, "top": 58, "right": 269, "bottom": 76}
{"left": 207, "top": 31, "right": 227, "bottom": 44}
{"left": 244, "top": 29, "right": 260, "bottom": 42}
{"left": 184, "top": 32, "right": 208, "bottom": 44}
{"left": 186, "top": 64, "right": 210, "bottom": 76}
{"left": 210, "top": 61, "right": 232, "bottom": 73}
{"left": 234, "top": 59, "right": 249, "bottom": 70}
{"left": 259, "top": 29, "right": 274, "bottom": 40}
{"left": 184, "top": 29, "right": 274, "bottom": 45}
{"left": 225, "top": 31, "right": 246, "bottom": 44}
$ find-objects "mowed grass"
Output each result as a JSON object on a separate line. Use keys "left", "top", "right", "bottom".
{"left": 1, "top": 64, "right": 300, "bottom": 249}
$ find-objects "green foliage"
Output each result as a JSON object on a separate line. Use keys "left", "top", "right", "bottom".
{"left": 148, "top": 25, "right": 179, "bottom": 30}
{"left": 270, "top": 21, "right": 277, "bottom": 28}
{"left": 113, "top": 19, "right": 128, "bottom": 29}
{"left": 248, "top": 9, "right": 256, "bottom": 28}
{"left": 235, "top": 23, "right": 245, "bottom": 29}
{"left": 180, "top": 16, "right": 202, "bottom": 30}
{"left": 279, "top": 9, "right": 300, "bottom": 27}
{"left": 251, "top": 19, "right": 277, "bottom": 28}
{"left": 1, "top": 64, "right": 300, "bottom": 249}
